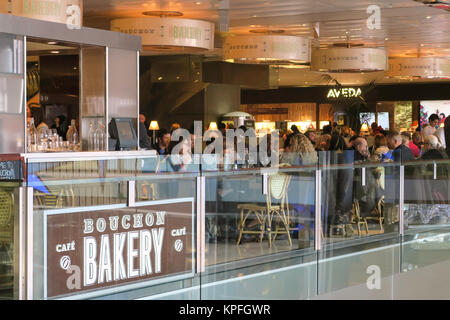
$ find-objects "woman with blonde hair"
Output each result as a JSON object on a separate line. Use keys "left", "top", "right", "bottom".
{"left": 289, "top": 133, "right": 318, "bottom": 165}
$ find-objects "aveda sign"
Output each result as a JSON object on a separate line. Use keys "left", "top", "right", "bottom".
{"left": 327, "top": 87, "right": 362, "bottom": 99}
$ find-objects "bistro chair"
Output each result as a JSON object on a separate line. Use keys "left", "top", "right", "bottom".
{"left": 0, "top": 190, "right": 14, "bottom": 261}
{"left": 236, "top": 167, "right": 293, "bottom": 248}
{"left": 236, "top": 204, "right": 267, "bottom": 245}
{"left": 35, "top": 185, "right": 75, "bottom": 210}
{"left": 351, "top": 200, "right": 369, "bottom": 236}
{"left": 366, "top": 195, "right": 385, "bottom": 232}
{"left": 266, "top": 172, "right": 293, "bottom": 247}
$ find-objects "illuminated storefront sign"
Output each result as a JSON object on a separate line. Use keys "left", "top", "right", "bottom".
{"left": 327, "top": 87, "right": 362, "bottom": 99}
{"left": 387, "top": 57, "right": 450, "bottom": 78}
{"left": 45, "top": 199, "right": 194, "bottom": 298}
{"left": 223, "top": 35, "right": 310, "bottom": 64}
{"left": 3, "top": 0, "right": 83, "bottom": 26}
{"left": 110, "top": 17, "right": 214, "bottom": 51}
{"left": 311, "top": 48, "right": 387, "bottom": 72}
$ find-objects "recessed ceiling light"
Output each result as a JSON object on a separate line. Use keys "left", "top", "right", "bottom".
{"left": 47, "top": 41, "right": 57, "bottom": 45}
{"left": 420, "top": 44, "right": 425, "bottom": 47}
{"left": 143, "top": 10, "right": 183, "bottom": 17}
{"left": 252, "top": 15, "right": 257, "bottom": 18}
{"left": 195, "top": 1, "right": 201, "bottom": 4}
{"left": 426, "top": 16, "right": 431, "bottom": 19}
{"left": 50, "top": 50, "right": 60, "bottom": 54}
{"left": 384, "top": 37, "right": 389, "bottom": 41}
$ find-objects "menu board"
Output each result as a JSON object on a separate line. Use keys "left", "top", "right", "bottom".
{"left": 0, "top": 155, "right": 23, "bottom": 181}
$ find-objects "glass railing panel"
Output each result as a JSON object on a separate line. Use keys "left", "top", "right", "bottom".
{"left": 317, "top": 150, "right": 401, "bottom": 297}
{"left": 0, "top": 181, "right": 20, "bottom": 300}
{"left": 27, "top": 154, "right": 199, "bottom": 300}
{"left": 200, "top": 162, "right": 318, "bottom": 299}
{"left": 0, "top": 155, "right": 24, "bottom": 300}
{"left": 402, "top": 158, "right": 450, "bottom": 272}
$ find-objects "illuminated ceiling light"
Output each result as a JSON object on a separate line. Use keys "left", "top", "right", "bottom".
{"left": 249, "top": 29, "right": 285, "bottom": 34}
{"left": 111, "top": 16, "right": 214, "bottom": 52}
{"left": 47, "top": 41, "right": 57, "bottom": 45}
{"left": 223, "top": 34, "right": 311, "bottom": 67}
{"left": 195, "top": 1, "right": 201, "bottom": 4}
{"left": 386, "top": 57, "right": 450, "bottom": 79}
{"left": 311, "top": 47, "right": 387, "bottom": 72}
{"left": 426, "top": 16, "right": 431, "bottom": 19}
{"left": 420, "top": 44, "right": 425, "bottom": 47}
{"left": 384, "top": 37, "right": 389, "bottom": 41}
{"left": 50, "top": 50, "right": 60, "bottom": 54}
{"left": 142, "top": 11, "right": 183, "bottom": 17}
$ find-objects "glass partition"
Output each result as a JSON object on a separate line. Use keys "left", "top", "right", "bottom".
{"left": 200, "top": 163, "right": 318, "bottom": 300}
{"left": 19, "top": 152, "right": 450, "bottom": 300}
{"left": 0, "top": 180, "right": 20, "bottom": 300}
{"left": 317, "top": 151, "right": 401, "bottom": 296}
{"left": 402, "top": 158, "right": 450, "bottom": 271}
{"left": 26, "top": 154, "right": 199, "bottom": 300}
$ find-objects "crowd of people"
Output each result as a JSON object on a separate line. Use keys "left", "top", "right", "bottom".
{"left": 139, "top": 112, "right": 450, "bottom": 170}
{"left": 280, "top": 114, "right": 450, "bottom": 167}
{"left": 139, "top": 112, "right": 450, "bottom": 237}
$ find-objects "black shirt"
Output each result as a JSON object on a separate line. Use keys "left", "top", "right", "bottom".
{"left": 393, "top": 144, "right": 414, "bottom": 163}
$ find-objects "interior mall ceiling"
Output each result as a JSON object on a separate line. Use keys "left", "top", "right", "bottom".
{"left": 82, "top": 0, "right": 450, "bottom": 86}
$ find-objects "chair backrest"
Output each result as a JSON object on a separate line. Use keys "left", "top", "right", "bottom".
{"left": 377, "top": 195, "right": 385, "bottom": 216}
{"left": 266, "top": 173, "right": 291, "bottom": 212}
{"left": 352, "top": 200, "right": 361, "bottom": 220}
{"left": 0, "top": 191, "right": 13, "bottom": 227}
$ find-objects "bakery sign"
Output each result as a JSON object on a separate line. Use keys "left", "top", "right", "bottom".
{"left": 44, "top": 199, "right": 194, "bottom": 298}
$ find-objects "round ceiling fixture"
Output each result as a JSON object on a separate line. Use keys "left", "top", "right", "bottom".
{"left": 311, "top": 47, "right": 387, "bottom": 72}
{"left": 111, "top": 17, "right": 215, "bottom": 52}
{"left": 223, "top": 34, "right": 310, "bottom": 66}
{"left": 387, "top": 57, "right": 450, "bottom": 79}
{"left": 8, "top": 0, "right": 83, "bottom": 25}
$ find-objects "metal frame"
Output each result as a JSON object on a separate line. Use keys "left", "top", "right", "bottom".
{"left": 105, "top": 46, "right": 109, "bottom": 151}
{"left": 26, "top": 186, "right": 33, "bottom": 300}
{"left": 136, "top": 50, "right": 140, "bottom": 150}
{"left": 0, "top": 13, "right": 141, "bottom": 51}
{"left": 127, "top": 180, "right": 136, "bottom": 207}
{"left": 15, "top": 187, "right": 26, "bottom": 299}
{"left": 196, "top": 176, "right": 206, "bottom": 273}
{"left": 315, "top": 169, "right": 322, "bottom": 251}
{"left": 399, "top": 165, "right": 405, "bottom": 236}
{"left": 23, "top": 35, "right": 27, "bottom": 154}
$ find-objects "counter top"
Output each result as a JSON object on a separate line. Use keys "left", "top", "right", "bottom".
{"left": 21, "top": 150, "right": 157, "bottom": 162}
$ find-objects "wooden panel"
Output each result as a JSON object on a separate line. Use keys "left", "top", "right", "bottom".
{"left": 319, "top": 104, "right": 334, "bottom": 122}
{"left": 242, "top": 103, "right": 318, "bottom": 122}
{"left": 288, "top": 103, "right": 316, "bottom": 122}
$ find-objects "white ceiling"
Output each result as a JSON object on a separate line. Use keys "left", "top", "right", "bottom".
{"left": 83, "top": 0, "right": 450, "bottom": 56}
{"left": 81, "top": 0, "right": 450, "bottom": 85}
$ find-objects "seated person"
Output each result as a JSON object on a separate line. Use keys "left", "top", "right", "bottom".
{"left": 152, "top": 128, "right": 171, "bottom": 155}
{"left": 138, "top": 121, "right": 153, "bottom": 150}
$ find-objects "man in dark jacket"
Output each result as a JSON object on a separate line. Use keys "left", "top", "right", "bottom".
{"left": 386, "top": 130, "right": 414, "bottom": 163}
